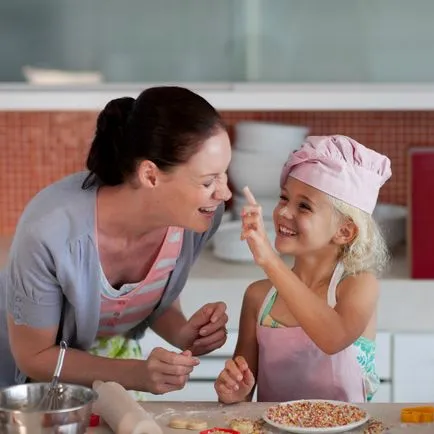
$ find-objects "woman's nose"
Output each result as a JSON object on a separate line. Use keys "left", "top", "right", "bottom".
{"left": 214, "top": 176, "right": 232, "bottom": 202}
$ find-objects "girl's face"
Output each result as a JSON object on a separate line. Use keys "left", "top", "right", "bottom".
{"left": 273, "top": 176, "right": 346, "bottom": 257}
{"left": 153, "top": 129, "right": 232, "bottom": 233}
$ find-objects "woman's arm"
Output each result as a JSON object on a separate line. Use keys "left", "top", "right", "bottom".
{"left": 150, "top": 298, "right": 188, "bottom": 349}
{"left": 6, "top": 230, "right": 197, "bottom": 394}
{"left": 8, "top": 317, "right": 142, "bottom": 388}
{"left": 8, "top": 316, "right": 199, "bottom": 394}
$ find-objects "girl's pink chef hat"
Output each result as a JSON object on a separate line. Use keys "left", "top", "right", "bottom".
{"left": 280, "top": 135, "right": 392, "bottom": 214}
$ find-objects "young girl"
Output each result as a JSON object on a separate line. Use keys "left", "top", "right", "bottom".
{"left": 214, "top": 135, "right": 391, "bottom": 403}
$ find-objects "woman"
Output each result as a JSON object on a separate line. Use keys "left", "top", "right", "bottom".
{"left": 0, "top": 86, "right": 232, "bottom": 396}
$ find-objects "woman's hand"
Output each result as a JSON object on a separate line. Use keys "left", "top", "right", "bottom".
{"left": 178, "top": 302, "right": 228, "bottom": 356}
{"left": 142, "top": 348, "right": 199, "bottom": 394}
{"left": 241, "top": 186, "right": 277, "bottom": 266}
{"left": 214, "top": 356, "right": 255, "bottom": 404}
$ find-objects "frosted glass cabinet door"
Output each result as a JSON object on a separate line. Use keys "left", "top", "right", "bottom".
{"left": 59, "top": 0, "right": 245, "bottom": 82}
{"left": 257, "top": 0, "right": 369, "bottom": 82}
{"left": 254, "top": 0, "right": 434, "bottom": 83}
{"left": 3, "top": 0, "right": 434, "bottom": 83}
{"left": 0, "top": 1, "right": 63, "bottom": 81}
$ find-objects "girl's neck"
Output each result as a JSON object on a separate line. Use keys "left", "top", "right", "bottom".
{"left": 292, "top": 251, "right": 340, "bottom": 289}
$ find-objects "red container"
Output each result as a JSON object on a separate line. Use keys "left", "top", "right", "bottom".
{"left": 200, "top": 429, "right": 240, "bottom": 434}
{"left": 408, "top": 147, "right": 434, "bottom": 278}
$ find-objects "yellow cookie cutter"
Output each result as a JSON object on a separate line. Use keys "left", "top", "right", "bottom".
{"left": 400, "top": 406, "right": 434, "bottom": 423}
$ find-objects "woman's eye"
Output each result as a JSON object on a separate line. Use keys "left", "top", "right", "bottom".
{"left": 203, "top": 178, "right": 215, "bottom": 188}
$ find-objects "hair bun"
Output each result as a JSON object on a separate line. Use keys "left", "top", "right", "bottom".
{"left": 97, "top": 97, "right": 135, "bottom": 133}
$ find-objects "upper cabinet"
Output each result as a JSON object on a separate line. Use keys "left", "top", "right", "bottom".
{"left": 2, "top": 0, "right": 434, "bottom": 83}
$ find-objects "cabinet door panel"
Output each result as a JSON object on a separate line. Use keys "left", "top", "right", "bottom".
{"left": 393, "top": 333, "right": 434, "bottom": 402}
{"left": 371, "top": 383, "right": 392, "bottom": 403}
{"left": 146, "top": 381, "right": 218, "bottom": 402}
{"left": 376, "top": 332, "right": 392, "bottom": 380}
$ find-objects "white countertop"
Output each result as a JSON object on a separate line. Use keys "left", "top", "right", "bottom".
{"left": 88, "top": 401, "right": 433, "bottom": 433}
{"left": 2, "top": 82, "right": 434, "bottom": 110}
{"left": 191, "top": 243, "right": 410, "bottom": 281}
{"left": 180, "top": 276, "right": 434, "bottom": 333}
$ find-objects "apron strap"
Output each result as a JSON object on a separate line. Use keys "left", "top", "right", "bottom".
{"left": 327, "top": 262, "right": 345, "bottom": 307}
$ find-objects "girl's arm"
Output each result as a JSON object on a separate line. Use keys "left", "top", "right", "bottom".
{"left": 215, "top": 279, "right": 265, "bottom": 402}
{"left": 262, "top": 257, "right": 379, "bottom": 354}
{"left": 233, "top": 281, "right": 262, "bottom": 400}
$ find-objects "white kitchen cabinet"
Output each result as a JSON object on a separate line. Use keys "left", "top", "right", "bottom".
{"left": 375, "top": 332, "right": 392, "bottom": 380}
{"left": 139, "top": 330, "right": 238, "bottom": 360}
{"left": 141, "top": 330, "right": 393, "bottom": 402}
{"left": 393, "top": 333, "right": 434, "bottom": 402}
{"left": 371, "top": 383, "right": 392, "bottom": 403}
{"left": 4, "top": 0, "right": 434, "bottom": 83}
{"left": 370, "top": 332, "right": 392, "bottom": 403}
{"left": 147, "top": 381, "right": 218, "bottom": 402}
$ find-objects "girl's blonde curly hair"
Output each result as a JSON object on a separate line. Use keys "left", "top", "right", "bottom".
{"left": 329, "top": 196, "right": 389, "bottom": 277}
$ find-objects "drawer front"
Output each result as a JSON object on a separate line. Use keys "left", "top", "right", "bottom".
{"left": 370, "top": 383, "right": 392, "bottom": 403}
{"left": 393, "top": 333, "right": 434, "bottom": 402}
{"left": 190, "top": 359, "right": 225, "bottom": 380}
{"left": 375, "top": 332, "right": 392, "bottom": 380}
{"left": 145, "top": 381, "right": 218, "bottom": 402}
{"left": 140, "top": 330, "right": 238, "bottom": 358}
{"left": 140, "top": 331, "right": 392, "bottom": 382}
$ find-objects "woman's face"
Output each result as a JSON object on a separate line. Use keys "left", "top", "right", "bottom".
{"left": 155, "top": 129, "right": 232, "bottom": 233}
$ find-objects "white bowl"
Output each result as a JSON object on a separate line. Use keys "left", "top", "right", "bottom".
{"left": 231, "top": 194, "right": 278, "bottom": 220}
{"left": 212, "top": 220, "right": 276, "bottom": 262}
{"left": 228, "top": 149, "right": 283, "bottom": 197}
{"left": 372, "top": 204, "right": 407, "bottom": 251}
{"left": 234, "top": 121, "right": 308, "bottom": 154}
{"left": 22, "top": 66, "right": 103, "bottom": 85}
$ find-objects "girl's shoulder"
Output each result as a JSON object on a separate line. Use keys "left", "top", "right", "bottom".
{"left": 336, "top": 271, "right": 379, "bottom": 299}
{"left": 243, "top": 279, "right": 274, "bottom": 311}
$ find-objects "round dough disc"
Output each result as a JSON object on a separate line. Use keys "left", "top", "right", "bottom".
{"left": 168, "top": 417, "right": 189, "bottom": 429}
{"left": 186, "top": 418, "right": 208, "bottom": 430}
{"left": 229, "top": 418, "right": 254, "bottom": 434}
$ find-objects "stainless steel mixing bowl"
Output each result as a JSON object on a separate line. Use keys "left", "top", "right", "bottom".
{"left": 0, "top": 383, "right": 97, "bottom": 434}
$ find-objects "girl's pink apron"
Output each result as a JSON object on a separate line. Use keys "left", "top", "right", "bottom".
{"left": 256, "top": 263, "right": 366, "bottom": 403}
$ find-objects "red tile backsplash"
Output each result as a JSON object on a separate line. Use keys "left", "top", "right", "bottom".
{"left": 0, "top": 110, "right": 433, "bottom": 235}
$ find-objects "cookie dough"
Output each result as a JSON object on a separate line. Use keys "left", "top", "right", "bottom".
{"left": 168, "top": 417, "right": 208, "bottom": 431}
{"left": 186, "top": 419, "right": 208, "bottom": 430}
{"left": 229, "top": 418, "right": 254, "bottom": 434}
{"left": 168, "top": 417, "right": 189, "bottom": 429}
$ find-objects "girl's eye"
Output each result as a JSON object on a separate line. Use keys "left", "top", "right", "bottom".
{"left": 279, "top": 195, "right": 288, "bottom": 202}
{"left": 299, "top": 202, "right": 311, "bottom": 211}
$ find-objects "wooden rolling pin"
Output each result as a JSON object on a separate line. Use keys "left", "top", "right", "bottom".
{"left": 92, "top": 381, "right": 163, "bottom": 434}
